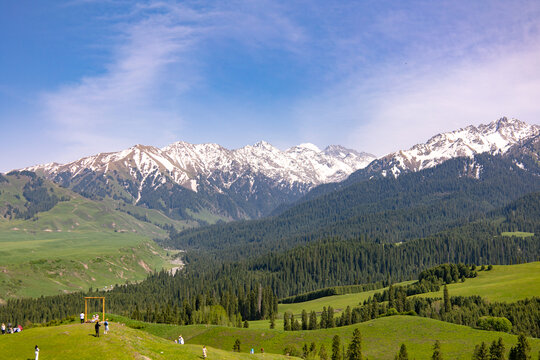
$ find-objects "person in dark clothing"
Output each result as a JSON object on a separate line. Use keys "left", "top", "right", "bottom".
{"left": 95, "top": 321, "right": 101, "bottom": 337}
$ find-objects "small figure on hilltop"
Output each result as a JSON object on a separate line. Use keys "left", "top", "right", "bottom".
{"left": 80, "top": 312, "right": 85, "bottom": 324}
{"left": 95, "top": 321, "right": 101, "bottom": 337}
{"left": 104, "top": 319, "right": 109, "bottom": 334}
{"left": 35, "top": 345, "right": 39, "bottom": 360}
{"left": 202, "top": 345, "right": 207, "bottom": 358}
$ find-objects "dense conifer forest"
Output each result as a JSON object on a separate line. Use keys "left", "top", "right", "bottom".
{"left": 162, "top": 154, "right": 540, "bottom": 261}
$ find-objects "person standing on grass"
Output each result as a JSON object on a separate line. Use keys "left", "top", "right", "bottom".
{"left": 34, "top": 345, "right": 39, "bottom": 360}
{"left": 1, "top": 323, "right": 5, "bottom": 334}
{"left": 202, "top": 345, "right": 207, "bottom": 358}
{"left": 95, "top": 321, "right": 101, "bottom": 337}
{"left": 80, "top": 312, "right": 85, "bottom": 324}
{"left": 104, "top": 319, "right": 109, "bottom": 334}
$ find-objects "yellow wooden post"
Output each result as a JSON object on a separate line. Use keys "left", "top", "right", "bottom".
{"left": 84, "top": 298, "right": 87, "bottom": 322}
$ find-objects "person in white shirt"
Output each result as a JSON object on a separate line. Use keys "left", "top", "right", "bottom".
{"left": 80, "top": 312, "right": 85, "bottom": 324}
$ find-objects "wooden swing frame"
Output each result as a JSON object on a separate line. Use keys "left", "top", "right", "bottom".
{"left": 84, "top": 296, "right": 105, "bottom": 323}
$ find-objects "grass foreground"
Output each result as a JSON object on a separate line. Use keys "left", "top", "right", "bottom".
{"left": 0, "top": 321, "right": 297, "bottom": 360}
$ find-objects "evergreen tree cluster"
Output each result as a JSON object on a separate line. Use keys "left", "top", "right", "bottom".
{"left": 0, "top": 274, "right": 278, "bottom": 327}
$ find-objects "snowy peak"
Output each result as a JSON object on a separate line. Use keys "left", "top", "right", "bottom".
{"left": 370, "top": 117, "right": 540, "bottom": 177}
{"left": 25, "top": 140, "right": 376, "bottom": 196}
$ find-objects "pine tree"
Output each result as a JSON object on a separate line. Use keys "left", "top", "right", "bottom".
{"left": 345, "top": 306, "right": 352, "bottom": 326}
{"left": 269, "top": 313, "right": 275, "bottom": 329}
{"left": 346, "top": 328, "right": 362, "bottom": 360}
{"left": 309, "top": 310, "right": 318, "bottom": 330}
{"left": 332, "top": 335, "right": 342, "bottom": 360}
{"left": 472, "top": 342, "right": 489, "bottom": 360}
{"left": 292, "top": 318, "right": 301, "bottom": 331}
{"left": 233, "top": 339, "right": 241, "bottom": 352}
{"left": 321, "top": 307, "right": 328, "bottom": 329}
{"left": 243, "top": 320, "right": 249, "bottom": 328}
{"left": 432, "top": 340, "right": 443, "bottom": 360}
{"left": 443, "top": 285, "right": 451, "bottom": 313}
{"left": 509, "top": 334, "right": 531, "bottom": 360}
{"left": 302, "top": 309, "right": 308, "bottom": 330}
{"left": 489, "top": 337, "right": 505, "bottom": 360}
{"left": 284, "top": 312, "right": 291, "bottom": 331}
{"left": 328, "top": 306, "right": 335, "bottom": 328}
{"left": 395, "top": 344, "right": 408, "bottom": 360}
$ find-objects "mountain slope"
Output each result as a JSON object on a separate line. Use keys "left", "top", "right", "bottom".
{"left": 164, "top": 148, "right": 540, "bottom": 260}
{"left": 0, "top": 171, "right": 175, "bottom": 299}
{"left": 23, "top": 142, "right": 375, "bottom": 221}
{"left": 301, "top": 117, "right": 539, "bottom": 202}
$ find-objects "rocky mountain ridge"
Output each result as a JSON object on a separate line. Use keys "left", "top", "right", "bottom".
{"left": 359, "top": 117, "right": 539, "bottom": 178}
{"left": 23, "top": 141, "right": 375, "bottom": 220}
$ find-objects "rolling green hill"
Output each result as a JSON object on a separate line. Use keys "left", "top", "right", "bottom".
{"left": 107, "top": 315, "right": 540, "bottom": 359}
{"left": 0, "top": 321, "right": 296, "bottom": 360}
{"left": 417, "top": 262, "right": 540, "bottom": 302}
{"left": 273, "top": 262, "right": 540, "bottom": 319}
{"left": 0, "top": 172, "right": 179, "bottom": 300}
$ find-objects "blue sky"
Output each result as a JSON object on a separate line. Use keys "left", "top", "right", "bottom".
{"left": 1, "top": 0, "right": 540, "bottom": 172}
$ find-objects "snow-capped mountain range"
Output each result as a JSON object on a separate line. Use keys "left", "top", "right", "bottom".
{"left": 361, "top": 117, "right": 539, "bottom": 178}
{"left": 20, "top": 117, "right": 539, "bottom": 222}
{"left": 26, "top": 142, "right": 374, "bottom": 193}
{"left": 24, "top": 142, "right": 375, "bottom": 220}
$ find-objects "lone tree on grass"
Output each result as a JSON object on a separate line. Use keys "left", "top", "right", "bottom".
{"left": 443, "top": 285, "right": 451, "bottom": 313}
{"left": 233, "top": 339, "right": 241, "bottom": 352}
{"left": 432, "top": 340, "right": 443, "bottom": 360}
{"left": 395, "top": 344, "right": 408, "bottom": 360}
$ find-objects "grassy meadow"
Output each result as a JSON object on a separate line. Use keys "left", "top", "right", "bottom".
{"left": 0, "top": 321, "right": 297, "bottom": 360}
{"left": 416, "top": 262, "right": 540, "bottom": 302}
{"left": 104, "top": 314, "right": 540, "bottom": 359}
{"left": 0, "top": 194, "right": 179, "bottom": 300}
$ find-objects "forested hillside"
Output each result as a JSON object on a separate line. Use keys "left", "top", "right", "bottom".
{"left": 2, "top": 192, "right": 538, "bottom": 325}
{"left": 162, "top": 153, "right": 540, "bottom": 260}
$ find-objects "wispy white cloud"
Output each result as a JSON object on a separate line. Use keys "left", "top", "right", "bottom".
{"left": 40, "top": 0, "right": 306, "bottom": 160}
{"left": 291, "top": 1, "right": 540, "bottom": 155}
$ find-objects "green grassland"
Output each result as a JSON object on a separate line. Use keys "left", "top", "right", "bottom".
{"left": 0, "top": 321, "right": 297, "bottom": 360}
{"left": 0, "top": 239, "right": 172, "bottom": 299}
{"left": 105, "top": 315, "right": 540, "bottom": 359}
{"left": 417, "top": 262, "right": 540, "bottom": 302}
{"left": 0, "top": 176, "right": 181, "bottom": 300}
